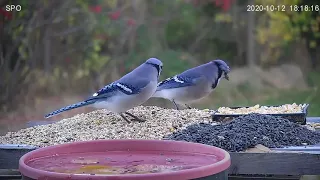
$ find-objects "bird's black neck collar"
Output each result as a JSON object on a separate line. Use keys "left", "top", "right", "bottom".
{"left": 212, "top": 68, "right": 223, "bottom": 89}
{"left": 146, "top": 62, "right": 161, "bottom": 76}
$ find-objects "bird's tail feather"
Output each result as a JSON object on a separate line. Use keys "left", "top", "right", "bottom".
{"left": 44, "top": 100, "right": 96, "bottom": 118}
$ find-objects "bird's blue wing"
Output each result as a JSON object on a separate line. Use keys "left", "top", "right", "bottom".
{"left": 88, "top": 83, "right": 118, "bottom": 100}
{"left": 116, "top": 77, "right": 151, "bottom": 94}
{"left": 157, "top": 74, "right": 202, "bottom": 90}
{"left": 90, "top": 78, "right": 150, "bottom": 100}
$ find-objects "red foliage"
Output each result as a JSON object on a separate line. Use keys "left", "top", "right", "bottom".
{"left": 65, "top": 57, "right": 71, "bottom": 63}
{"left": 94, "top": 34, "right": 108, "bottom": 40}
{"left": 192, "top": 0, "right": 200, "bottom": 6}
{"left": 214, "top": 0, "right": 234, "bottom": 11}
{"left": 0, "top": 8, "right": 13, "bottom": 20}
{"left": 109, "top": 10, "right": 121, "bottom": 20}
{"left": 119, "top": 61, "right": 125, "bottom": 74}
{"left": 215, "top": 0, "right": 222, "bottom": 6}
{"left": 222, "top": 0, "right": 232, "bottom": 11}
{"left": 119, "top": 67, "right": 125, "bottom": 74}
{"left": 89, "top": 5, "right": 102, "bottom": 14}
{"left": 127, "top": 18, "right": 136, "bottom": 27}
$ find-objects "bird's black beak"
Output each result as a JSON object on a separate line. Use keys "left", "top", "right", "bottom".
{"left": 224, "top": 73, "right": 229, "bottom": 81}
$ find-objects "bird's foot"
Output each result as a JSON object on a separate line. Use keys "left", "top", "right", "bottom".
{"left": 125, "top": 112, "right": 146, "bottom": 122}
{"left": 172, "top": 100, "right": 180, "bottom": 110}
{"left": 120, "top": 114, "right": 131, "bottom": 123}
{"left": 185, "top": 104, "right": 193, "bottom": 109}
{"left": 131, "top": 118, "right": 146, "bottom": 122}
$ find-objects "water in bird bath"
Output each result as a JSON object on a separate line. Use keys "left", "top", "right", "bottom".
{"left": 26, "top": 151, "right": 219, "bottom": 175}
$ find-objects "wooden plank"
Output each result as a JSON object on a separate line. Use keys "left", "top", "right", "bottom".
{"left": 228, "top": 175, "right": 301, "bottom": 180}
{"left": 306, "top": 117, "right": 320, "bottom": 123}
{"left": 0, "top": 172, "right": 303, "bottom": 180}
{"left": 0, "top": 169, "right": 21, "bottom": 180}
{"left": 0, "top": 144, "right": 37, "bottom": 169}
{"left": 228, "top": 152, "right": 320, "bottom": 175}
{"left": 0, "top": 169, "right": 20, "bottom": 175}
{"left": 271, "top": 144, "right": 320, "bottom": 154}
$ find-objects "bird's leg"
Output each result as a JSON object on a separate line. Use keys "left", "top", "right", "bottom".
{"left": 120, "top": 113, "right": 131, "bottom": 123}
{"left": 185, "top": 104, "right": 193, "bottom": 109}
{"left": 172, "top": 100, "right": 180, "bottom": 110}
{"left": 125, "top": 112, "right": 146, "bottom": 122}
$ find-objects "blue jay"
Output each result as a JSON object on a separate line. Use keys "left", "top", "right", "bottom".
{"left": 152, "top": 59, "right": 230, "bottom": 110}
{"left": 45, "top": 58, "right": 163, "bottom": 123}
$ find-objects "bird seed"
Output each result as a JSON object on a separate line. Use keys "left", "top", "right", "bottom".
{"left": 216, "top": 103, "right": 306, "bottom": 115}
{"left": 0, "top": 106, "right": 213, "bottom": 147}
{"left": 165, "top": 113, "right": 320, "bottom": 152}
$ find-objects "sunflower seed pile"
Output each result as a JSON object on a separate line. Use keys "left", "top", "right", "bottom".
{"left": 0, "top": 106, "right": 214, "bottom": 147}
{"left": 165, "top": 113, "right": 320, "bottom": 152}
{"left": 216, "top": 103, "right": 306, "bottom": 115}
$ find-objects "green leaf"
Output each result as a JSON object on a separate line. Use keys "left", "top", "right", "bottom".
{"left": 309, "top": 40, "right": 317, "bottom": 48}
{"left": 93, "top": 44, "right": 101, "bottom": 52}
{"left": 302, "top": 25, "right": 308, "bottom": 32}
{"left": 314, "top": 32, "right": 320, "bottom": 38}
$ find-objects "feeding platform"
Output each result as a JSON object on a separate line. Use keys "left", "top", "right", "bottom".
{"left": 0, "top": 105, "right": 319, "bottom": 179}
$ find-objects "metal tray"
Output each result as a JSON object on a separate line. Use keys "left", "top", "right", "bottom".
{"left": 211, "top": 104, "right": 309, "bottom": 125}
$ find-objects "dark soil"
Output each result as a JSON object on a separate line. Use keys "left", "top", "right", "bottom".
{"left": 164, "top": 113, "right": 320, "bottom": 152}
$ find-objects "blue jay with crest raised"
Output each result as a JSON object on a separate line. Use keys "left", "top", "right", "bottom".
{"left": 45, "top": 58, "right": 163, "bottom": 123}
{"left": 152, "top": 59, "right": 230, "bottom": 110}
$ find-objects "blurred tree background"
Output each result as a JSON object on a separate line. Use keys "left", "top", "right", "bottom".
{"left": 0, "top": 0, "right": 320, "bottom": 132}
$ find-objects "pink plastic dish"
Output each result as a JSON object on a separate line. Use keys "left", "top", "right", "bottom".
{"left": 19, "top": 139, "right": 231, "bottom": 180}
